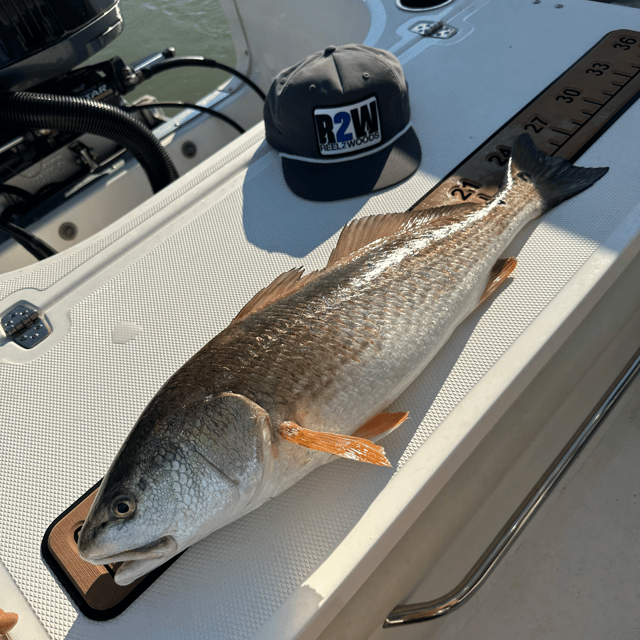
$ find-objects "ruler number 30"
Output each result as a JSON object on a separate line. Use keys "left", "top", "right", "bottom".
{"left": 555, "top": 88, "right": 581, "bottom": 103}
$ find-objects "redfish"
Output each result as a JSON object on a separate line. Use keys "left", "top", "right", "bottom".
{"left": 77, "top": 134, "right": 607, "bottom": 585}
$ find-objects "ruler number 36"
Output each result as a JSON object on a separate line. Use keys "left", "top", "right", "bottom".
{"left": 613, "top": 36, "right": 637, "bottom": 51}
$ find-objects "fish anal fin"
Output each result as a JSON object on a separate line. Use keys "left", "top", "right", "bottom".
{"left": 231, "top": 267, "right": 318, "bottom": 324}
{"left": 279, "top": 422, "right": 391, "bottom": 467}
{"left": 478, "top": 257, "right": 517, "bottom": 307}
{"left": 328, "top": 204, "right": 483, "bottom": 266}
{"left": 352, "top": 411, "right": 409, "bottom": 441}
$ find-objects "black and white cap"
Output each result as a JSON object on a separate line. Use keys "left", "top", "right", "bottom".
{"left": 264, "top": 44, "right": 422, "bottom": 201}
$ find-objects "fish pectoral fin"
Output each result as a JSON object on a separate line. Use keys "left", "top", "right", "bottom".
{"left": 477, "top": 257, "right": 517, "bottom": 307}
{"left": 352, "top": 411, "right": 409, "bottom": 441}
{"left": 279, "top": 422, "right": 391, "bottom": 467}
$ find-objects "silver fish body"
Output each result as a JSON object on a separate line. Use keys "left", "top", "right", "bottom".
{"left": 77, "top": 135, "right": 607, "bottom": 585}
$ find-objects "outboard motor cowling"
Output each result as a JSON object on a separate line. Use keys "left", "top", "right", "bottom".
{"left": 0, "top": 0, "right": 123, "bottom": 92}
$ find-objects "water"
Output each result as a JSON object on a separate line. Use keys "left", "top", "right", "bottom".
{"left": 93, "top": 0, "right": 237, "bottom": 105}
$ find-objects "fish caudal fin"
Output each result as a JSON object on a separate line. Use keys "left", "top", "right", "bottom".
{"left": 509, "top": 133, "right": 609, "bottom": 212}
{"left": 279, "top": 422, "right": 392, "bottom": 467}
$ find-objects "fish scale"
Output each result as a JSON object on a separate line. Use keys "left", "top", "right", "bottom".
{"left": 255, "top": 211, "right": 512, "bottom": 430}
{"left": 77, "top": 134, "right": 608, "bottom": 586}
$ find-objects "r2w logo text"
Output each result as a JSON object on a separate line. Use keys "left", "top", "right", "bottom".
{"left": 314, "top": 96, "right": 381, "bottom": 156}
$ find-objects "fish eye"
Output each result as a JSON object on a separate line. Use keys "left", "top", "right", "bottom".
{"left": 111, "top": 495, "right": 136, "bottom": 519}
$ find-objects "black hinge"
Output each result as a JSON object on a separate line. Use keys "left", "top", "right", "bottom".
{"left": 410, "top": 21, "right": 457, "bottom": 39}
{"left": 1, "top": 303, "right": 51, "bottom": 348}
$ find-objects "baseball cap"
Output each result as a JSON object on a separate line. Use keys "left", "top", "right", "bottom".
{"left": 263, "top": 44, "right": 422, "bottom": 201}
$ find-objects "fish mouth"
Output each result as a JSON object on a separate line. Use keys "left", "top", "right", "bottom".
{"left": 81, "top": 535, "right": 178, "bottom": 566}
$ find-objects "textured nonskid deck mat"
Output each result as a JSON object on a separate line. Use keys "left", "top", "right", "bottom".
{"left": 2, "top": 1, "right": 640, "bottom": 638}
{"left": 40, "top": 24, "right": 640, "bottom": 621}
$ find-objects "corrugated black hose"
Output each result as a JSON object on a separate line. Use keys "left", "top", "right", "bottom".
{"left": 0, "top": 91, "right": 179, "bottom": 194}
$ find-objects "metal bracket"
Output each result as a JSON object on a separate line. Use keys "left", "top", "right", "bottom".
{"left": 2, "top": 303, "right": 51, "bottom": 348}
{"left": 410, "top": 21, "right": 458, "bottom": 39}
{"left": 69, "top": 141, "right": 99, "bottom": 172}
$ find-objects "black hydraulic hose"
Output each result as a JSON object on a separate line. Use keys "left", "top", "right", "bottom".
{"left": 0, "top": 219, "right": 56, "bottom": 260}
{"left": 125, "top": 101, "right": 245, "bottom": 134}
{"left": 140, "top": 57, "right": 267, "bottom": 102}
{"left": 0, "top": 91, "right": 179, "bottom": 193}
{"left": 0, "top": 184, "right": 35, "bottom": 202}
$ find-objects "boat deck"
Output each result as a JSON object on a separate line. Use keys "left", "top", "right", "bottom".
{"left": 1, "top": 0, "right": 640, "bottom": 639}
{"left": 371, "top": 363, "right": 640, "bottom": 640}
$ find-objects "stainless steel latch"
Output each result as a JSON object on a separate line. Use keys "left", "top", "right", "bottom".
{"left": 1, "top": 303, "right": 51, "bottom": 348}
{"left": 410, "top": 21, "right": 457, "bottom": 39}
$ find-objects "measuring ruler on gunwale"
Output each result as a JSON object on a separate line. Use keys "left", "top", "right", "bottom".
{"left": 411, "top": 29, "right": 640, "bottom": 210}
{"left": 41, "top": 29, "right": 640, "bottom": 621}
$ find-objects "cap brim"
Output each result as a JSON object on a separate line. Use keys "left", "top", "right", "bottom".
{"left": 280, "top": 127, "right": 421, "bottom": 202}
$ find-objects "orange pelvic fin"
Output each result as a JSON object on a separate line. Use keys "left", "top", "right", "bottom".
{"left": 477, "top": 257, "right": 517, "bottom": 307}
{"left": 352, "top": 411, "right": 409, "bottom": 441}
{"left": 279, "top": 422, "right": 391, "bottom": 467}
{"left": 0, "top": 608, "right": 19, "bottom": 634}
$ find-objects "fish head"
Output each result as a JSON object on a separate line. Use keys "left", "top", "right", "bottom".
{"left": 77, "top": 391, "right": 275, "bottom": 585}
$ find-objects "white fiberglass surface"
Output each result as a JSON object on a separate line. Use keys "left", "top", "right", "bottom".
{"left": 1, "top": 1, "right": 640, "bottom": 639}
{"left": 384, "top": 362, "right": 640, "bottom": 640}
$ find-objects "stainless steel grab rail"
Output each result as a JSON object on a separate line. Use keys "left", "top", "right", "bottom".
{"left": 385, "top": 347, "right": 640, "bottom": 627}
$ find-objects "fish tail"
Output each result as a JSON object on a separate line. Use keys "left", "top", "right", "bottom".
{"left": 509, "top": 133, "right": 609, "bottom": 213}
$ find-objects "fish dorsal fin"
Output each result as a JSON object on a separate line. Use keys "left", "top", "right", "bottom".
{"left": 232, "top": 204, "right": 484, "bottom": 323}
{"left": 231, "top": 267, "right": 314, "bottom": 324}
{"left": 327, "top": 204, "right": 483, "bottom": 266}
{"left": 408, "top": 202, "right": 484, "bottom": 221}
{"left": 327, "top": 212, "right": 415, "bottom": 266}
